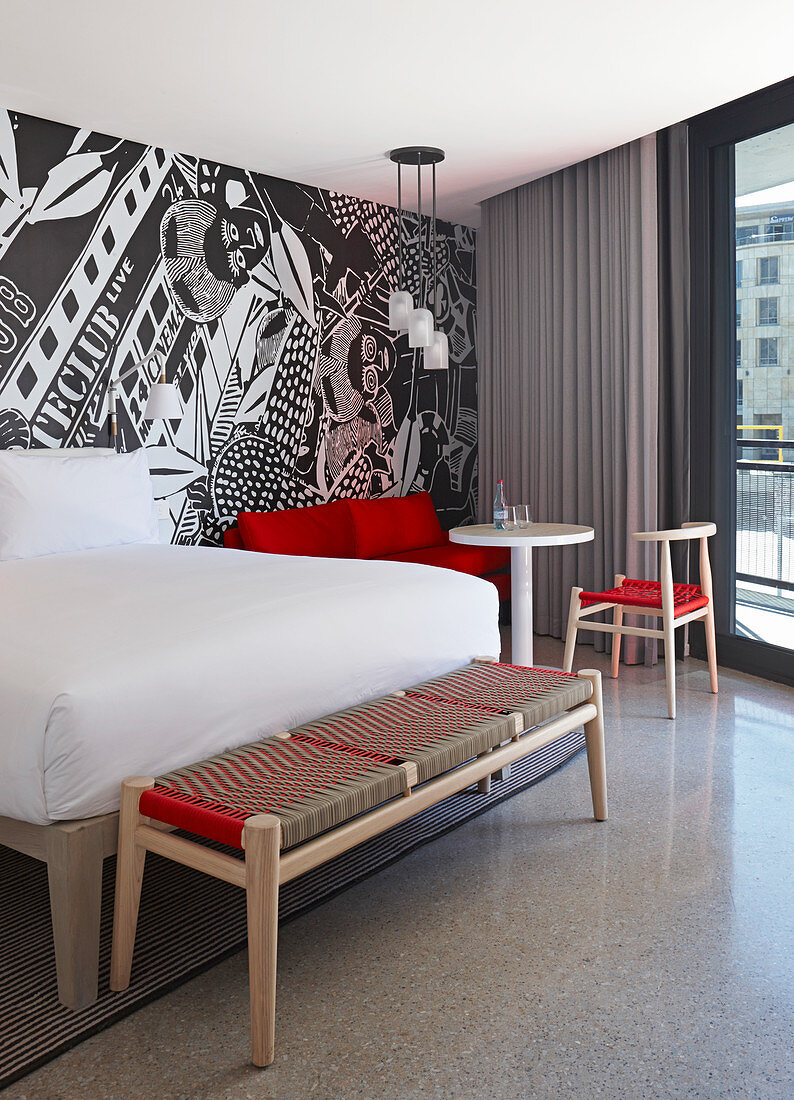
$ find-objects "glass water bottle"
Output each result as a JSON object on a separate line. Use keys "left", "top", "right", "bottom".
{"left": 493, "top": 480, "right": 507, "bottom": 530}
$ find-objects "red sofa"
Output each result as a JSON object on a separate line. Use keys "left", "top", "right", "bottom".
{"left": 223, "top": 492, "right": 510, "bottom": 599}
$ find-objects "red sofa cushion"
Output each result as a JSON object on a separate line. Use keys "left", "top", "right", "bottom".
{"left": 237, "top": 499, "right": 355, "bottom": 558}
{"left": 380, "top": 539, "right": 510, "bottom": 578}
{"left": 223, "top": 527, "right": 244, "bottom": 549}
{"left": 487, "top": 571, "right": 512, "bottom": 601}
{"left": 347, "top": 492, "right": 445, "bottom": 559}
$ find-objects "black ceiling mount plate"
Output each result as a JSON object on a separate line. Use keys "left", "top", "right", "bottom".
{"left": 389, "top": 146, "right": 445, "bottom": 165}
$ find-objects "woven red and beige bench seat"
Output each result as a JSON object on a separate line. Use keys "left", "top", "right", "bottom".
{"left": 110, "top": 660, "right": 607, "bottom": 1068}
{"left": 409, "top": 661, "right": 593, "bottom": 726}
{"left": 138, "top": 737, "right": 408, "bottom": 851}
{"left": 291, "top": 694, "right": 517, "bottom": 785}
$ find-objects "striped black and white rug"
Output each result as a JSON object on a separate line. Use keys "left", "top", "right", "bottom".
{"left": 0, "top": 729, "right": 583, "bottom": 1087}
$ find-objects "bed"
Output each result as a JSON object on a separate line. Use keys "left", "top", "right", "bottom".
{"left": 0, "top": 539, "right": 499, "bottom": 1008}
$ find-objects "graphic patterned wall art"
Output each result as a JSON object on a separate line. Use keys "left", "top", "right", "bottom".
{"left": 0, "top": 110, "right": 478, "bottom": 542}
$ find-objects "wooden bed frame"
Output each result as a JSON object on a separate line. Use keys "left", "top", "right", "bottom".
{"left": 0, "top": 811, "right": 118, "bottom": 1010}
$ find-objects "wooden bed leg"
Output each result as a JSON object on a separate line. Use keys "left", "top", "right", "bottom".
{"left": 110, "top": 778, "right": 154, "bottom": 992}
{"left": 245, "top": 814, "right": 281, "bottom": 1068}
{"left": 578, "top": 670, "right": 607, "bottom": 822}
{"left": 46, "top": 821, "right": 106, "bottom": 1010}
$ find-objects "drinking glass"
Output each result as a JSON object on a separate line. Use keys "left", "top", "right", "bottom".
{"left": 510, "top": 505, "right": 533, "bottom": 528}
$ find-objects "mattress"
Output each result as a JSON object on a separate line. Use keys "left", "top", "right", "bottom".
{"left": 0, "top": 544, "right": 500, "bottom": 825}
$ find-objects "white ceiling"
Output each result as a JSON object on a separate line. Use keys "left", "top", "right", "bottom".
{"left": 1, "top": 0, "right": 794, "bottom": 226}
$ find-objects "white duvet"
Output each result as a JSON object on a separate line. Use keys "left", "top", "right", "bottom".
{"left": 0, "top": 544, "right": 500, "bottom": 825}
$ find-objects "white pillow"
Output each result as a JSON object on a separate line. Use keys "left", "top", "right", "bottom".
{"left": 16, "top": 447, "right": 116, "bottom": 457}
{"left": 0, "top": 449, "right": 159, "bottom": 560}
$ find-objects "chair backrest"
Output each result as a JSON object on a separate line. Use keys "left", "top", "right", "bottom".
{"left": 631, "top": 523, "right": 716, "bottom": 609}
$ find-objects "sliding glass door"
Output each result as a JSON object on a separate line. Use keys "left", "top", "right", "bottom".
{"left": 734, "top": 123, "right": 794, "bottom": 650}
{"left": 689, "top": 78, "right": 794, "bottom": 685}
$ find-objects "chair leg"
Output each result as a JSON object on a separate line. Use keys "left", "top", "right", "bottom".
{"left": 577, "top": 670, "right": 607, "bottom": 821}
{"left": 663, "top": 620, "right": 677, "bottom": 720}
{"left": 610, "top": 574, "right": 625, "bottom": 679}
{"left": 704, "top": 605, "right": 719, "bottom": 694}
{"left": 563, "top": 587, "right": 582, "bottom": 673}
{"left": 110, "top": 777, "right": 154, "bottom": 991}
{"left": 660, "top": 542, "right": 676, "bottom": 720}
{"left": 245, "top": 814, "right": 281, "bottom": 1068}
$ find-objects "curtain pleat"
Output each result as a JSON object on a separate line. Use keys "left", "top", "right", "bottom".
{"left": 478, "top": 136, "right": 660, "bottom": 658}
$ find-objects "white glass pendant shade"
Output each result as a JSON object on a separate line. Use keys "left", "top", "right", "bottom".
{"left": 424, "top": 330, "right": 449, "bottom": 370}
{"left": 144, "top": 382, "right": 182, "bottom": 420}
{"left": 408, "top": 307, "right": 434, "bottom": 348}
{"left": 388, "top": 290, "right": 413, "bottom": 331}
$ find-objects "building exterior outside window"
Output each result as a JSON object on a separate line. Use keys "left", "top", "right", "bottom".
{"left": 758, "top": 255, "right": 780, "bottom": 284}
{"left": 759, "top": 297, "right": 779, "bottom": 325}
{"left": 735, "top": 203, "right": 792, "bottom": 439}
{"left": 758, "top": 337, "right": 779, "bottom": 366}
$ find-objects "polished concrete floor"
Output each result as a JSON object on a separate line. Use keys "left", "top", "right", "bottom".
{"left": 7, "top": 635, "right": 793, "bottom": 1100}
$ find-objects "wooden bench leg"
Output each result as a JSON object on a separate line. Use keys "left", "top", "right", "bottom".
{"left": 245, "top": 814, "right": 281, "bottom": 1068}
{"left": 110, "top": 777, "right": 154, "bottom": 992}
{"left": 46, "top": 822, "right": 105, "bottom": 1010}
{"left": 578, "top": 670, "right": 607, "bottom": 821}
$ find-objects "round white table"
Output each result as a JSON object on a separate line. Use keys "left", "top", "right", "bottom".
{"left": 448, "top": 523, "right": 595, "bottom": 667}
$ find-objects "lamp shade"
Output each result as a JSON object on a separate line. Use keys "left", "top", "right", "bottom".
{"left": 144, "top": 382, "right": 182, "bottom": 420}
{"left": 424, "top": 330, "right": 449, "bottom": 371}
{"left": 388, "top": 290, "right": 413, "bottom": 331}
{"left": 408, "top": 307, "right": 434, "bottom": 348}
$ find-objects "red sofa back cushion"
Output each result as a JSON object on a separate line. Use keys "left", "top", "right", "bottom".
{"left": 237, "top": 499, "right": 355, "bottom": 558}
{"left": 347, "top": 492, "right": 445, "bottom": 559}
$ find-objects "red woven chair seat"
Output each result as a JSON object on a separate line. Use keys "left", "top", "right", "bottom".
{"left": 579, "top": 578, "right": 708, "bottom": 618}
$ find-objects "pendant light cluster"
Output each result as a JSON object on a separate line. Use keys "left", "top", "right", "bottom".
{"left": 388, "top": 146, "right": 448, "bottom": 371}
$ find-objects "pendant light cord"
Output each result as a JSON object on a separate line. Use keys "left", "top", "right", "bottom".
{"left": 432, "top": 161, "right": 437, "bottom": 323}
{"left": 417, "top": 153, "right": 423, "bottom": 307}
{"left": 397, "top": 162, "right": 402, "bottom": 291}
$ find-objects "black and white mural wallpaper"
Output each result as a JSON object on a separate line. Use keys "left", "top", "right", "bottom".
{"left": 0, "top": 110, "right": 478, "bottom": 542}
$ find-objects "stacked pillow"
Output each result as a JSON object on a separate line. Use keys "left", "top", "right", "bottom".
{"left": 0, "top": 448, "right": 159, "bottom": 561}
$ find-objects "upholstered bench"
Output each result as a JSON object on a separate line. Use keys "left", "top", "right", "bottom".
{"left": 110, "top": 661, "right": 607, "bottom": 1067}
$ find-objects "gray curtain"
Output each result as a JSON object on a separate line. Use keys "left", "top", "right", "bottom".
{"left": 478, "top": 135, "right": 659, "bottom": 660}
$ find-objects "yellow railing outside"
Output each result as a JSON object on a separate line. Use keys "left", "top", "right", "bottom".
{"left": 737, "top": 424, "right": 783, "bottom": 463}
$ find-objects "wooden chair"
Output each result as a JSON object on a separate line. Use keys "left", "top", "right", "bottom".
{"left": 563, "top": 522, "right": 718, "bottom": 719}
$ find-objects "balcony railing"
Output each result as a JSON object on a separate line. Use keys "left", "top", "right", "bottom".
{"left": 736, "top": 439, "right": 794, "bottom": 594}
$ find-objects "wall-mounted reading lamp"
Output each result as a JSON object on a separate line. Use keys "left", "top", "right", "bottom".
{"left": 107, "top": 351, "right": 182, "bottom": 447}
